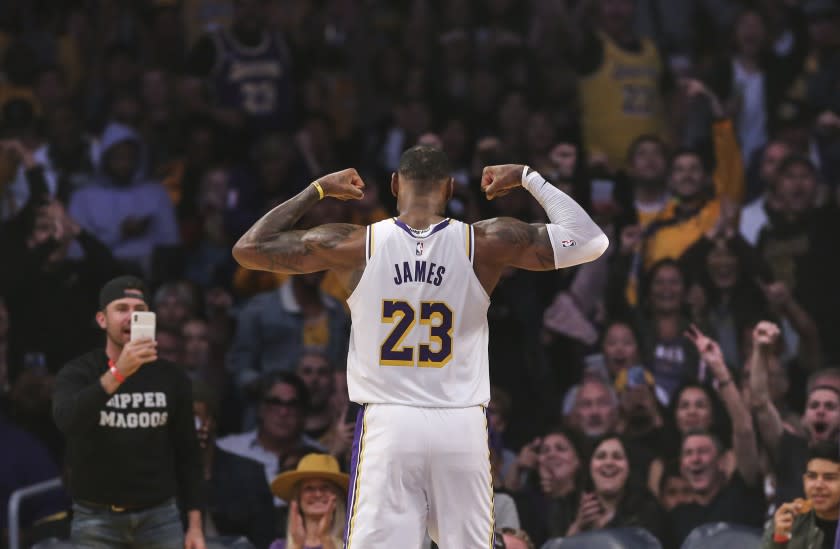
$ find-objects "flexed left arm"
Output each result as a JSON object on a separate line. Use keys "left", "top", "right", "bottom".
{"left": 232, "top": 169, "right": 367, "bottom": 274}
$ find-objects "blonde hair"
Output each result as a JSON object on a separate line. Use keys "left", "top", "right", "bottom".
{"left": 284, "top": 481, "right": 347, "bottom": 549}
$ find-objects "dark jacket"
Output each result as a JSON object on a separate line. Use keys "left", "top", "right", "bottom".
{"left": 207, "top": 446, "right": 276, "bottom": 549}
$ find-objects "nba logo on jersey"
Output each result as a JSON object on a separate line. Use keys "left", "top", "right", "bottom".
{"left": 415, "top": 242, "right": 423, "bottom": 256}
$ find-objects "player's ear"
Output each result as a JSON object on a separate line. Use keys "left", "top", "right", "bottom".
{"left": 96, "top": 310, "right": 107, "bottom": 330}
{"left": 445, "top": 177, "right": 454, "bottom": 201}
{"left": 391, "top": 173, "right": 399, "bottom": 198}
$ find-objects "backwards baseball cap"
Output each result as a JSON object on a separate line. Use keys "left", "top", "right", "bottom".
{"left": 99, "top": 275, "right": 148, "bottom": 310}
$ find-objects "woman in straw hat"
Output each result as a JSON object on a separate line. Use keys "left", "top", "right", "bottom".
{"left": 269, "top": 453, "right": 349, "bottom": 549}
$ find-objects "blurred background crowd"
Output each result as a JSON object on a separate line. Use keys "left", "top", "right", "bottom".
{"left": 1, "top": 0, "right": 840, "bottom": 547}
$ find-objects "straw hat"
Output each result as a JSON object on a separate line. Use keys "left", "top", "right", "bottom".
{"left": 271, "top": 454, "right": 349, "bottom": 500}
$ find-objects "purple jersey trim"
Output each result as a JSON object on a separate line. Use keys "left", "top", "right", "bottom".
{"left": 343, "top": 405, "right": 366, "bottom": 548}
{"left": 393, "top": 218, "right": 451, "bottom": 238}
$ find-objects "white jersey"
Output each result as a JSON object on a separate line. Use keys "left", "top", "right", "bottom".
{"left": 346, "top": 218, "right": 491, "bottom": 407}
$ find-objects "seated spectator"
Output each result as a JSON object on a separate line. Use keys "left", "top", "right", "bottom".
{"left": 67, "top": 122, "right": 179, "bottom": 274}
{"left": 508, "top": 429, "right": 583, "bottom": 546}
{"left": 679, "top": 234, "right": 772, "bottom": 368}
{"left": 216, "top": 372, "right": 326, "bottom": 506}
{"left": 749, "top": 321, "right": 840, "bottom": 507}
{"left": 612, "top": 366, "right": 668, "bottom": 483}
{"left": 566, "top": 377, "right": 620, "bottom": 447}
{"left": 739, "top": 139, "right": 792, "bottom": 245}
{"left": 591, "top": 320, "right": 645, "bottom": 380}
{"left": 669, "top": 326, "right": 765, "bottom": 544}
{"left": 671, "top": 430, "right": 766, "bottom": 544}
{"left": 227, "top": 273, "right": 349, "bottom": 427}
{"left": 754, "top": 155, "right": 840, "bottom": 363}
{"left": 763, "top": 441, "right": 839, "bottom": 548}
{"left": 641, "top": 81, "right": 744, "bottom": 269}
{"left": 649, "top": 381, "right": 734, "bottom": 495}
{"left": 269, "top": 453, "right": 348, "bottom": 549}
{"left": 635, "top": 259, "right": 700, "bottom": 400}
{"left": 193, "top": 383, "right": 275, "bottom": 549}
{"left": 568, "top": 434, "right": 668, "bottom": 544}
{"left": 657, "top": 460, "right": 693, "bottom": 511}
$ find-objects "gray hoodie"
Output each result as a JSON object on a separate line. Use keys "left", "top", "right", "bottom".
{"left": 67, "top": 122, "right": 179, "bottom": 272}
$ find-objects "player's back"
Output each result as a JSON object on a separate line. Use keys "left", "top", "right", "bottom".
{"left": 345, "top": 218, "right": 490, "bottom": 407}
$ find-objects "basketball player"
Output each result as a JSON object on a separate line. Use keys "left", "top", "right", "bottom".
{"left": 232, "top": 146, "right": 609, "bottom": 548}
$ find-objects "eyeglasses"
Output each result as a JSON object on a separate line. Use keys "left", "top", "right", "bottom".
{"left": 262, "top": 397, "right": 301, "bottom": 409}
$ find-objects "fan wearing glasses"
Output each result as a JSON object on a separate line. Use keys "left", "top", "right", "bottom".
{"left": 217, "top": 371, "right": 327, "bottom": 507}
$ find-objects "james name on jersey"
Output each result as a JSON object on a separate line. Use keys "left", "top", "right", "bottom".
{"left": 392, "top": 260, "right": 447, "bottom": 286}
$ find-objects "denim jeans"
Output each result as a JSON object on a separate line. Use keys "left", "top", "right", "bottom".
{"left": 70, "top": 499, "right": 184, "bottom": 549}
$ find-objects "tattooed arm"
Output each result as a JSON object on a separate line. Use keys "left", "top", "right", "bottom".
{"left": 232, "top": 169, "right": 367, "bottom": 276}
{"left": 472, "top": 164, "right": 608, "bottom": 292}
{"left": 472, "top": 218, "right": 557, "bottom": 294}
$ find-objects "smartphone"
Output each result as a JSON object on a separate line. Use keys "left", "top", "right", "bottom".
{"left": 131, "top": 311, "right": 156, "bottom": 341}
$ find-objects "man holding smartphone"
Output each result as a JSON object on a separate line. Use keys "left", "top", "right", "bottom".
{"left": 52, "top": 275, "right": 206, "bottom": 549}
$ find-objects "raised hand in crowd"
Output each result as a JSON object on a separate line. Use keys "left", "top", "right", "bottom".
{"left": 686, "top": 324, "right": 761, "bottom": 485}
{"left": 101, "top": 338, "right": 158, "bottom": 394}
{"left": 680, "top": 78, "right": 726, "bottom": 119}
{"left": 567, "top": 491, "right": 608, "bottom": 536}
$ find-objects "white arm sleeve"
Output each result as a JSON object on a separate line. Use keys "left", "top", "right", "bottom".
{"left": 521, "top": 167, "right": 610, "bottom": 269}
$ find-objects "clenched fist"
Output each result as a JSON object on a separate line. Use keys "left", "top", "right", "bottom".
{"left": 317, "top": 168, "right": 365, "bottom": 201}
{"left": 481, "top": 164, "right": 526, "bottom": 200}
{"left": 114, "top": 338, "right": 158, "bottom": 378}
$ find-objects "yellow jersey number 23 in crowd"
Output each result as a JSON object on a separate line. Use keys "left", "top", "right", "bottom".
{"left": 379, "top": 300, "right": 454, "bottom": 368}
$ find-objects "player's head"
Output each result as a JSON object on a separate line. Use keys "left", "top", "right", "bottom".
{"left": 391, "top": 145, "right": 454, "bottom": 212}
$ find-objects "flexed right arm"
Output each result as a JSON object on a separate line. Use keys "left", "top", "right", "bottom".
{"left": 232, "top": 169, "right": 367, "bottom": 275}
{"left": 475, "top": 164, "right": 609, "bottom": 271}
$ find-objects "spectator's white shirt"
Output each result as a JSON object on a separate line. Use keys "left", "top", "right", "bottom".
{"left": 216, "top": 429, "right": 326, "bottom": 506}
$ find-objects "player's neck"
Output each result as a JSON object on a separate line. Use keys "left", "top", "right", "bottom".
{"left": 396, "top": 209, "right": 446, "bottom": 231}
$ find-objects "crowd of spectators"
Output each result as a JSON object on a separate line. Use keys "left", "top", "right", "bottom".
{"left": 1, "top": 0, "right": 840, "bottom": 547}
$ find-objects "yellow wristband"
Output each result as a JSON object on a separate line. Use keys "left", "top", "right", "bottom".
{"left": 312, "top": 180, "right": 325, "bottom": 200}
